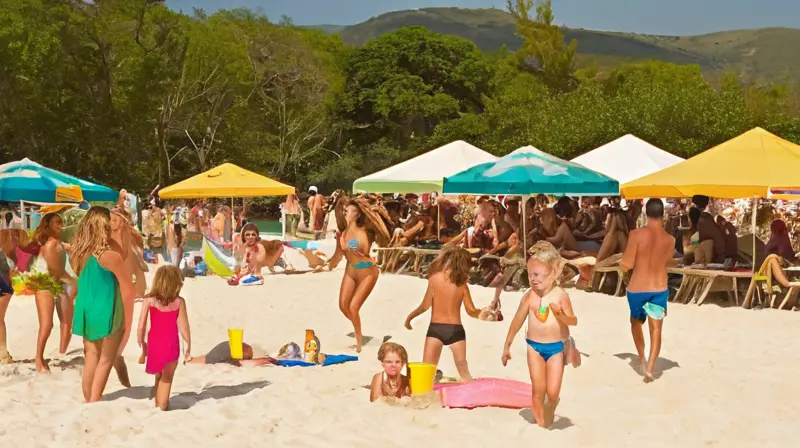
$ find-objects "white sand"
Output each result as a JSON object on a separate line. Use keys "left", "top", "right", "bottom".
{"left": 1, "top": 269, "right": 799, "bottom": 446}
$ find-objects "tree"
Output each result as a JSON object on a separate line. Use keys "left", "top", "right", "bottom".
{"left": 507, "top": 0, "right": 578, "bottom": 93}
{"left": 338, "top": 26, "right": 494, "bottom": 152}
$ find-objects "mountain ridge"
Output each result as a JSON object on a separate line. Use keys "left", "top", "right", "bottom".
{"left": 311, "top": 7, "right": 800, "bottom": 82}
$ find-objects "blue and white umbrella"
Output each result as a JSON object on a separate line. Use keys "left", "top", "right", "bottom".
{"left": 443, "top": 146, "right": 619, "bottom": 196}
{"left": 0, "top": 158, "right": 118, "bottom": 202}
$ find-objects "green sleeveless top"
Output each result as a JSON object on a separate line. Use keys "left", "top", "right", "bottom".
{"left": 72, "top": 255, "right": 123, "bottom": 341}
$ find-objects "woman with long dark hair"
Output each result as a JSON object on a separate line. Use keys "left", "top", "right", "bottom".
{"left": 338, "top": 199, "right": 381, "bottom": 353}
{"left": 28, "top": 213, "right": 76, "bottom": 373}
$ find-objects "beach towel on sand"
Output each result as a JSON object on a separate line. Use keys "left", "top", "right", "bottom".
{"left": 275, "top": 354, "right": 358, "bottom": 367}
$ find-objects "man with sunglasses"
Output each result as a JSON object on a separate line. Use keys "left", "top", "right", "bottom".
{"left": 228, "top": 223, "right": 267, "bottom": 286}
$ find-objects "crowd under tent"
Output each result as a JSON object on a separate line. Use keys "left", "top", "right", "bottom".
{"left": 621, "top": 127, "right": 800, "bottom": 272}
{"left": 570, "top": 134, "right": 685, "bottom": 188}
{"left": 443, "top": 145, "right": 619, "bottom": 256}
{"left": 352, "top": 140, "right": 498, "bottom": 194}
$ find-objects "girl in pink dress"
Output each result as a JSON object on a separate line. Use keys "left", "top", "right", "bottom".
{"left": 137, "top": 265, "right": 191, "bottom": 411}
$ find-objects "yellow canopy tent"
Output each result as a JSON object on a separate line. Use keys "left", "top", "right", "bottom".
{"left": 158, "top": 163, "right": 294, "bottom": 199}
{"left": 621, "top": 128, "right": 800, "bottom": 199}
{"left": 621, "top": 127, "right": 800, "bottom": 278}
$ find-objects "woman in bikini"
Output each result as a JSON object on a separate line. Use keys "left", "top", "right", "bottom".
{"left": 228, "top": 223, "right": 269, "bottom": 285}
{"left": 28, "top": 213, "right": 76, "bottom": 373}
{"left": 338, "top": 199, "right": 380, "bottom": 353}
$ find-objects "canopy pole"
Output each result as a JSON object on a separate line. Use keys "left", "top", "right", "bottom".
{"left": 281, "top": 205, "right": 287, "bottom": 241}
{"left": 522, "top": 195, "right": 530, "bottom": 262}
{"left": 752, "top": 196, "right": 758, "bottom": 271}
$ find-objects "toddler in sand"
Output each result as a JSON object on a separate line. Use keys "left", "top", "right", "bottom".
{"left": 502, "top": 241, "right": 578, "bottom": 429}
{"left": 370, "top": 342, "right": 411, "bottom": 401}
{"left": 137, "top": 265, "right": 191, "bottom": 411}
{"left": 404, "top": 246, "right": 481, "bottom": 383}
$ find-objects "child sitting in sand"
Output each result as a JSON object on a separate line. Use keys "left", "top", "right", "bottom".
{"left": 370, "top": 342, "right": 411, "bottom": 401}
{"left": 137, "top": 265, "right": 191, "bottom": 411}
{"left": 502, "top": 241, "right": 578, "bottom": 429}
{"left": 404, "top": 246, "right": 481, "bottom": 383}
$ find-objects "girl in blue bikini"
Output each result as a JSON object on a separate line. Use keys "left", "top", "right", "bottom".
{"left": 338, "top": 199, "right": 380, "bottom": 353}
{"left": 502, "top": 241, "right": 578, "bottom": 429}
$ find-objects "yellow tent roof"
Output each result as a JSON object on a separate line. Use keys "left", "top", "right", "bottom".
{"left": 159, "top": 163, "right": 294, "bottom": 199}
{"left": 621, "top": 128, "right": 800, "bottom": 199}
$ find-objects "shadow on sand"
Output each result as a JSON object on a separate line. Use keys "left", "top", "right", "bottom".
{"left": 104, "top": 380, "right": 271, "bottom": 410}
{"left": 13, "top": 356, "right": 85, "bottom": 371}
{"left": 518, "top": 408, "right": 575, "bottom": 430}
{"left": 345, "top": 333, "right": 393, "bottom": 346}
{"left": 613, "top": 353, "right": 680, "bottom": 379}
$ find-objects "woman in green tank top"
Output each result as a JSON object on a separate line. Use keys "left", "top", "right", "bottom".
{"left": 70, "top": 207, "right": 136, "bottom": 403}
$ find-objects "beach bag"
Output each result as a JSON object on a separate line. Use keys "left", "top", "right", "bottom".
{"left": 148, "top": 235, "right": 164, "bottom": 249}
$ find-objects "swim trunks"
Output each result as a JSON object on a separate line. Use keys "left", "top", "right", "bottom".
{"left": 626, "top": 290, "right": 669, "bottom": 322}
{"left": 525, "top": 339, "right": 564, "bottom": 362}
{"left": 426, "top": 323, "right": 466, "bottom": 346}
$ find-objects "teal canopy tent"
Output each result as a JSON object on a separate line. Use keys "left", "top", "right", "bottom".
{"left": 0, "top": 158, "right": 118, "bottom": 203}
{"left": 442, "top": 146, "right": 619, "bottom": 196}
{"left": 443, "top": 146, "right": 618, "bottom": 258}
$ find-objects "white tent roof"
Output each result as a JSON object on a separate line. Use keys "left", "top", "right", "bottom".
{"left": 571, "top": 134, "right": 684, "bottom": 185}
{"left": 352, "top": 140, "right": 498, "bottom": 193}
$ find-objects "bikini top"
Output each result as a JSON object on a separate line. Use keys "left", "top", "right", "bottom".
{"left": 347, "top": 238, "right": 360, "bottom": 250}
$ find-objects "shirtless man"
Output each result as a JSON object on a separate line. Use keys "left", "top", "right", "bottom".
{"left": 404, "top": 246, "right": 481, "bottom": 382}
{"left": 307, "top": 186, "right": 326, "bottom": 232}
{"left": 619, "top": 199, "right": 675, "bottom": 383}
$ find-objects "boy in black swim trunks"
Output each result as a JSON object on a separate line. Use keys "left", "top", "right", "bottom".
{"left": 404, "top": 246, "right": 481, "bottom": 383}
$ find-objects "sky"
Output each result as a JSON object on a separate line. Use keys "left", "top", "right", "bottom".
{"left": 166, "top": 0, "right": 799, "bottom": 35}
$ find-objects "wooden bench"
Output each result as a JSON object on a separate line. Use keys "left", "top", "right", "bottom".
{"left": 667, "top": 267, "right": 752, "bottom": 306}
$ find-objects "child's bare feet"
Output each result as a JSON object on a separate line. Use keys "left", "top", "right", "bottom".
{"left": 35, "top": 358, "right": 51, "bottom": 374}
{"left": 643, "top": 369, "right": 655, "bottom": 383}
{"left": 542, "top": 397, "right": 559, "bottom": 429}
{"left": 348, "top": 344, "right": 362, "bottom": 353}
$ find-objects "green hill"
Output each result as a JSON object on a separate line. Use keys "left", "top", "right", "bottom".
{"left": 332, "top": 7, "right": 800, "bottom": 81}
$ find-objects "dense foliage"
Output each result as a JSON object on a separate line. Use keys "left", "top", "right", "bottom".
{"left": 1, "top": 0, "right": 798, "bottom": 199}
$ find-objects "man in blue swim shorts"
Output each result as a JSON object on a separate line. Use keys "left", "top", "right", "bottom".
{"left": 619, "top": 199, "right": 676, "bottom": 383}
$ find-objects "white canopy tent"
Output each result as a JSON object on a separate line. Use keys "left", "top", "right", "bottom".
{"left": 571, "top": 134, "right": 684, "bottom": 188}
{"left": 352, "top": 140, "right": 498, "bottom": 194}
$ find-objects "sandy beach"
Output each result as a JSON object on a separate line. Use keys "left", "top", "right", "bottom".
{"left": 1, "top": 267, "right": 798, "bottom": 447}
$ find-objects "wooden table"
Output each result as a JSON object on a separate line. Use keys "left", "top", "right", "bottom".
{"left": 667, "top": 267, "right": 752, "bottom": 306}
{"left": 591, "top": 265, "right": 626, "bottom": 296}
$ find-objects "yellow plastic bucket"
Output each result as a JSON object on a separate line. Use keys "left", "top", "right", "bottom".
{"left": 407, "top": 362, "right": 437, "bottom": 395}
{"left": 228, "top": 329, "right": 244, "bottom": 360}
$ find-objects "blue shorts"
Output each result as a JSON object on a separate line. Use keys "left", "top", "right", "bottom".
{"left": 627, "top": 290, "right": 668, "bottom": 322}
{"left": 525, "top": 339, "right": 564, "bottom": 362}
